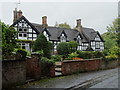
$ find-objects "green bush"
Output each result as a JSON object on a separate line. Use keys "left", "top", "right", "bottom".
{"left": 41, "top": 57, "right": 54, "bottom": 77}
{"left": 93, "top": 51, "right": 105, "bottom": 58}
{"left": 105, "top": 55, "right": 118, "bottom": 61}
{"left": 68, "top": 52, "right": 79, "bottom": 59}
{"left": 51, "top": 55, "right": 62, "bottom": 62}
{"left": 57, "top": 41, "right": 78, "bottom": 56}
{"left": 33, "top": 34, "right": 53, "bottom": 59}
{"left": 16, "top": 48, "right": 27, "bottom": 59}
{"left": 57, "top": 42, "right": 69, "bottom": 56}
{"left": 76, "top": 51, "right": 105, "bottom": 59}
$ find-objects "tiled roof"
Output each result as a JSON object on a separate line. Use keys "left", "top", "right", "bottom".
{"left": 12, "top": 15, "right": 104, "bottom": 42}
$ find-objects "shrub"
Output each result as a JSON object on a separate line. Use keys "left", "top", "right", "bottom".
{"left": 33, "top": 34, "right": 53, "bottom": 59}
{"left": 93, "top": 51, "right": 105, "bottom": 58}
{"left": 68, "top": 52, "right": 79, "bottom": 59}
{"left": 41, "top": 57, "right": 54, "bottom": 77}
{"left": 57, "top": 42, "right": 69, "bottom": 56}
{"left": 57, "top": 41, "right": 78, "bottom": 56}
{"left": 68, "top": 41, "right": 78, "bottom": 54}
{"left": 105, "top": 55, "right": 118, "bottom": 61}
{"left": 76, "top": 51, "right": 105, "bottom": 59}
{"left": 16, "top": 48, "right": 27, "bottom": 59}
{"left": 51, "top": 55, "right": 62, "bottom": 62}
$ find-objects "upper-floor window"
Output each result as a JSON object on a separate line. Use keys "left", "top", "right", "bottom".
{"left": 76, "top": 35, "right": 82, "bottom": 45}
{"left": 95, "top": 42, "right": 100, "bottom": 49}
{"left": 60, "top": 33, "right": 66, "bottom": 42}
{"left": 18, "top": 28, "right": 28, "bottom": 32}
{"left": 19, "top": 33, "right": 27, "bottom": 37}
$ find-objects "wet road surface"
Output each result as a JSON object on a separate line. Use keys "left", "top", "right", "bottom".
{"left": 20, "top": 67, "right": 118, "bottom": 89}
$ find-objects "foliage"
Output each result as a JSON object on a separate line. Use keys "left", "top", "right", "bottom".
{"left": 68, "top": 52, "right": 79, "bottom": 59}
{"left": 1, "top": 21, "right": 18, "bottom": 59}
{"left": 57, "top": 42, "right": 69, "bottom": 56}
{"left": 41, "top": 57, "right": 54, "bottom": 77}
{"left": 102, "top": 17, "right": 120, "bottom": 58}
{"left": 68, "top": 41, "right": 79, "bottom": 54}
{"left": 51, "top": 55, "right": 62, "bottom": 62}
{"left": 108, "top": 46, "right": 119, "bottom": 58}
{"left": 76, "top": 50, "right": 104, "bottom": 59}
{"left": 16, "top": 48, "right": 27, "bottom": 59}
{"left": 41, "top": 57, "right": 54, "bottom": 65}
{"left": 33, "top": 34, "right": 52, "bottom": 59}
{"left": 55, "top": 22, "right": 71, "bottom": 29}
{"left": 57, "top": 41, "right": 78, "bottom": 56}
{"left": 105, "top": 55, "right": 118, "bottom": 61}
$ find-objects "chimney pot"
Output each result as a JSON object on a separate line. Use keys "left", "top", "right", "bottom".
{"left": 76, "top": 19, "right": 82, "bottom": 31}
{"left": 13, "top": 8, "right": 23, "bottom": 22}
{"left": 42, "top": 16, "right": 48, "bottom": 27}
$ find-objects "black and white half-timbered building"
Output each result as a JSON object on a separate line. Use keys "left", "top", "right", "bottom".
{"left": 11, "top": 8, "right": 105, "bottom": 53}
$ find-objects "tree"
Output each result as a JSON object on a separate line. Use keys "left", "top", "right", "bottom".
{"left": 68, "top": 41, "right": 79, "bottom": 54}
{"left": 55, "top": 22, "right": 71, "bottom": 29}
{"left": 1, "top": 21, "right": 17, "bottom": 59}
{"left": 102, "top": 17, "right": 120, "bottom": 57}
{"left": 57, "top": 41, "right": 78, "bottom": 56}
{"left": 33, "top": 34, "right": 52, "bottom": 58}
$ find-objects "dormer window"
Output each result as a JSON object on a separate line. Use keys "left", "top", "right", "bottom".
{"left": 76, "top": 35, "right": 81, "bottom": 45}
{"left": 60, "top": 33, "right": 66, "bottom": 42}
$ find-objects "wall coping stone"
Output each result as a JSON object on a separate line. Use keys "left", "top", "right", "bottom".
{"left": 63, "top": 58, "right": 102, "bottom": 63}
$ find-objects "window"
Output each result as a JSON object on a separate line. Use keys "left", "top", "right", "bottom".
{"left": 24, "top": 29, "right": 27, "bottom": 32}
{"left": 76, "top": 35, "right": 81, "bottom": 45}
{"left": 19, "top": 33, "right": 22, "bottom": 37}
{"left": 95, "top": 42, "right": 100, "bottom": 49}
{"left": 22, "top": 43, "right": 25, "bottom": 49}
{"left": 19, "top": 29, "right": 22, "bottom": 32}
{"left": 18, "top": 33, "right": 27, "bottom": 37}
{"left": 24, "top": 34, "right": 27, "bottom": 37}
{"left": 60, "top": 33, "right": 66, "bottom": 42}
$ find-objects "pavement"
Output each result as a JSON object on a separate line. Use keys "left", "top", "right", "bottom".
{"left": 19, "top": 67, "right": 119, "bottom": 89}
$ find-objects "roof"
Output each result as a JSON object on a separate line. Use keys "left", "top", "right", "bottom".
{"left": 11, "top": 15, "right": 104, "bottom": 42}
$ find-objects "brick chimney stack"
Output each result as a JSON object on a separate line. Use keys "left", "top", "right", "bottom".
{"left": 42, "top": 16, "right": 48, "bottom": 27}
{"left": 13, "top": 8, "right": 23, "bottom": 22}
{"left": 76, "top": 19, "right": 82, "bottom": 31}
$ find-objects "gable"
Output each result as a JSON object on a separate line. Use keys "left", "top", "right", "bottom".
{"left": 11, "top": 16, "right": 39, "bottom": 34}
{"left": 94, "top": 32, "right": 105, "bottom": 42}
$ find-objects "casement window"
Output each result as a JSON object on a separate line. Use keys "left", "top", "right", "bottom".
{"left": 95, "top": 42, "right": 100, "bottom": 49}
{"left": 19, "top": 28, "right": 22, "bottom": 32}
{"left": 19, "top": 43, "right": 30, "bottom": 51}
{"left": 60, "top": 33, "right": 66, "bottom": 42}
{"left": 82, "top": 43, "right": 88, "bottom": 51}
{"left": 18, "top": 33, "right": 27, "bottom": 37}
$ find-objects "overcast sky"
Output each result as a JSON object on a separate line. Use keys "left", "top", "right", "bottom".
{"left": 0, "top": 1, "right": 118, "bottom": 34}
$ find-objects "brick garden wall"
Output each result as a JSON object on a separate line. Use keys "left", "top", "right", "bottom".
{"left": 2, "top": 59, "right": 26, "bottom": 88}
{"left": 61, "top": 59, "right": 118, "bottom": 75}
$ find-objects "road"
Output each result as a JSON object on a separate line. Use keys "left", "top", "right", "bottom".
{"left": 20, "top": 67, "right": 119, "bottom": 89}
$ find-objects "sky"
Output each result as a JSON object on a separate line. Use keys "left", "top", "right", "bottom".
{"left": 0, "top": 0, "right": 119, "bottom": 34}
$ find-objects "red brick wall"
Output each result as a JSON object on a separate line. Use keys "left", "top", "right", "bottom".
{"left": 26, "top": 56, "right": 41, "bottom": 80}
{"left": 62, "top": 59, "right": 102, "bottom": 75}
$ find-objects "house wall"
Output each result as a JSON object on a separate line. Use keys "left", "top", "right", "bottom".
{"left": 2, "top": 59, "right": 26, "bottom": 88}
{"left": 61, "top": 59, "right": 118, "bottom": 75}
